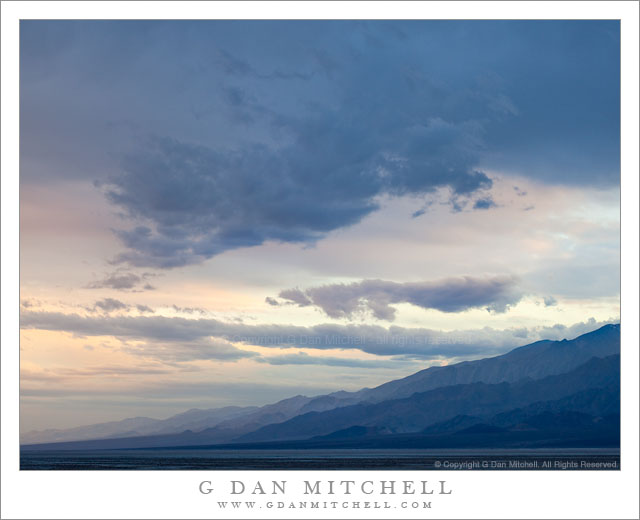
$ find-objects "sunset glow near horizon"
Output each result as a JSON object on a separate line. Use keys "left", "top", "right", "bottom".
{"left": 20, "top": 20, "right": 620, "bottom": 432}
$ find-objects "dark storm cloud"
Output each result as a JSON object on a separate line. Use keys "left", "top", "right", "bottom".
{"left": 20, "top": 310, "right": 613, "bottom": 362}
{"left": 215, "top": 49, "right": 313, "bottom": 81}
{"left": 105, "top": 123, "right": 492, "bottom": 267}
{"left": 276, "top": 276, "right": 523, "bottom": 321}
{"left": 21, "top": 21, "right": 619, "bottom": 268}
{"left": 20, "top": 21, "right": 620, "bottom": 184}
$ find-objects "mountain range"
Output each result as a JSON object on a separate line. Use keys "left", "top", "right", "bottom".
{"left": 21, "top": 323, "right": 620, "bottom": 451}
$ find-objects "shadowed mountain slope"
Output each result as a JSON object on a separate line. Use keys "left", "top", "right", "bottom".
{"left": 238, "top": 354, "right": 619, "bottom": 442}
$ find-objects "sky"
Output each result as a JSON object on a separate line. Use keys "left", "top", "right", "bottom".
{"left": 19, "top": 20, "right": 620, "bottom": 432}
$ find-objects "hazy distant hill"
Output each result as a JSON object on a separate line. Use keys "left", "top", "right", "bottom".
{"left": 21, "top": 324, "right": 620, "bottom": 450}
{"left": 20, "top": 406, "right": 258, "bottom": 445}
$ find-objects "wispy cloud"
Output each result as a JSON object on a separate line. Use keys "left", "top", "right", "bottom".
{"left": 121, "top": 339, "right": 259, "bottom": 363}
{"left": 22, "top": 365, "right": 179, "bottom": 381}
{"left": 86, "top": 271, "right": 156, "bottom": 291}
{"left": 473, "top": 196, "right": 497, "bottom": 210}
{"left": 171, "top": 304, "right": 207, "bottom": 316}
{"left": 93, "top": 298, "right": 129, "bottom": 313}
{"left": 256, "top": 352, "right": 412, "bottom": 369}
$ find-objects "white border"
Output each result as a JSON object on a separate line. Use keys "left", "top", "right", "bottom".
{"left": 2, "top": 2, "right": 638, "bottom": 519}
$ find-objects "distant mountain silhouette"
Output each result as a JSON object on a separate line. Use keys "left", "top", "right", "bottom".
{"left": 237, "top": 354, "right": 619, "bottom": 442}
{"left": 21, "top": 324, "right": 620, "bottom": 451}
{"left": 20, "top": 406, "right": 259, "bottom": 444}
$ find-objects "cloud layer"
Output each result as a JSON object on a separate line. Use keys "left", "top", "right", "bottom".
{"left": 274, "top": 276, "right": 523, "bottom": 320}
{"left": 20, "top": 310, "right": 614, "bottom": 362}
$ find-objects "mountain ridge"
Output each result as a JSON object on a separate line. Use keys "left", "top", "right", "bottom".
{"left": 237, "top": 354, "right": 620, "bottom": 442}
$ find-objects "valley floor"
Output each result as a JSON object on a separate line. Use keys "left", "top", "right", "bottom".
{"left": 20, "top": 448, "right": 620, "bottom": 471}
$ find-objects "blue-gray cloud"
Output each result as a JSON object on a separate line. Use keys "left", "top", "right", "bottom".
{"left": 86, "top": 271, "right": 156, "bottom": 291}
{"left": 20, "top": 20, "right": 619, "bottom": 186}
{"left": 274, "top": 276, "right": 523, "bottom": 320}
{"left": 105, "top": 122, "right": 492, "bottom": 267}
{"left": 171, "top": 305, "right": 207, "bottom": 315}
{"left": 256, "top": 352, "right": 410, "bottom": 369}
{"left": 93, "top": 298, "right": 128, "bottom": 313}
{"left": 19, "top": 310, "right": 615, "bottom": 362}
{"left": 278, "top": 288, "right": 312, "bottom": 307}
{"left": 20, "top": 20, "right": 619, "bottom": 269}
{"left": 473, "top": 196, "right": 497, "bottom": 210}
{"left": 121, "top": 339, "right": 259, "bottom": 363}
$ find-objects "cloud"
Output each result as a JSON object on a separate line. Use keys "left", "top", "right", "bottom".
{"left": 106, "top": 126, "right": 493, "bottom": 268}
{"left": 25, "top": 365, "right": 178, "bottom": 380}
{"left": 91, "top": 299, "right": 155, "bottom": 315}
{"left": 20, "top": 312, "right": 258, "bottom": 362}
{"left": 276, "top": 276, "right": 523, "bottom": 321}
{"left": 171, "top": 305, "right": 207, "bottom": 315}
{"left": 277, "top": 288, "right": 312, "bottom": 307}
{"left": 93, "top": 298, "right": 129, "bottom": 313}
{"left": 216, "top": 49, "right": 255, "bottom": 77}
{"left": 19, "top": 21, "right": 619, "bottom": 269}
{"left": 19, "top": 310, "right": 616, "bottom": 362}
{"left": 20, "top": 21, "right": 619, "bottom": 192}
{"left": 543, "top": 296, "right": 558, "bottom": 307}
{"left": 215, "top": 49, "right": 313, "bottom": 81}
{"left": 86, "top": 271, "right": 156, "bottom": 291}
{"left": 256, "top": 352, "right": 410, "bottom": 369}
{"left": 473, "top": 196, "right": 497, "bottom": 210}
{"left": 121, "top": 339, "right": 258, "bottom": 363}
